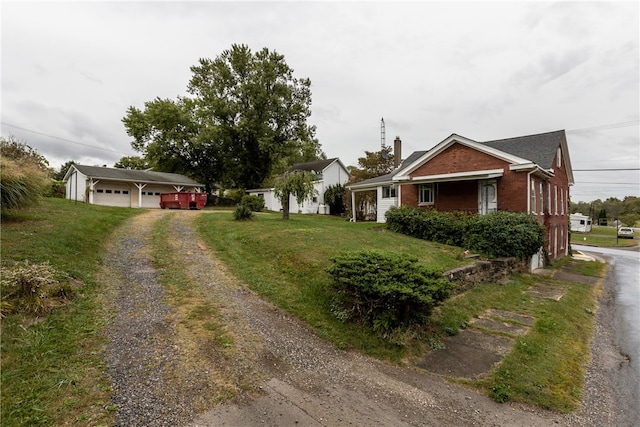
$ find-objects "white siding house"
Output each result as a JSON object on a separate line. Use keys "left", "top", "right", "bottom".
{"left": 64, "top": 164, "right": 204, "bottom": 208}
{"left": 247, "top": 158, "right": 350, "bottom": 214}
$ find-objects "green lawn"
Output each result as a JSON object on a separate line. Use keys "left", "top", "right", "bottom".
{"left": 571, "top": 225, "right": 637, "bottom": 247}
{"left": 195, "top": 211, "right": 470, "bottom": 359}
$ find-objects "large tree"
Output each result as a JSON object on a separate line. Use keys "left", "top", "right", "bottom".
{"left": 114, "top": 156, "right": 151, "bottom": 170}
{"left": 122, "top": 44, "right": 323, "bottom": 191}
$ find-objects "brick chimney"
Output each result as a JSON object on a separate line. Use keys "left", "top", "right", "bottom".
{"left": 393, "top": 136, "right": 402, "bottom": 169}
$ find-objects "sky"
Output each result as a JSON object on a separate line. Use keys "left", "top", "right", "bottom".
{"left": 1, "top": 1, "right": 639, "bottom": 203}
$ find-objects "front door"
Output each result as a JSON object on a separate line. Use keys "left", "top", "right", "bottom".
{"left": 478, "top": 179, "right": 497, "bottom": 215}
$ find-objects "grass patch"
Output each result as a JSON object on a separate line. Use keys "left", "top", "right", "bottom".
{"left": 1, "top": 198, "right": 142, "bottom": 427}
{"left": 194, "top": 211, "right": 470, "bottom": 361}
{"left": 432, "top": 260, "right": 606, "bottom": 412}
{"left": 571, "top": 225, "right": 637, "bottom": 247}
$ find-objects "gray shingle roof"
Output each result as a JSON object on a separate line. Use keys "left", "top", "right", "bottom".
{"left": 69, "top": 164, "right": 203, "bottom": 186}
{"left": 479, "top": 130, "right": 566, "bottom": 170}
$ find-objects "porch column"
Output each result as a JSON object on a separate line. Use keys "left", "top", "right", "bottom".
{"left": 134, "top": 183, "right": 147, "bottom": 208}
{"left": 88, "top": 179, "right": 99, "bottom": 204}
{"left": 351, "top": 191, "right": 356, "bottom": 222}
{"left": 174, "top": 185, "right": 184, "bottom": 192}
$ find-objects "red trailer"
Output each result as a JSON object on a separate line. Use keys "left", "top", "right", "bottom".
{"left": 159, "top": 192, "right": 207, "bottom": 210}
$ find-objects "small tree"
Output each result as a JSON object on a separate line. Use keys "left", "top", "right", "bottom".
{"left": 274, "top": 170, "right": 316, "bottom": 220}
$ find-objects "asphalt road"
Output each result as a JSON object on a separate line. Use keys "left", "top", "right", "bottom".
{"left": 573, "top": 244, "right": 640, "bottom": 426}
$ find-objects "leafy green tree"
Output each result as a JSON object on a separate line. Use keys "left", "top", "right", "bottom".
{"left": 123, "top": 44, "right": 323, "bottom": 191}
{"left": 114, "top": 156, "right": 151, "bottom": 170}
{"left": 51, "top": 160, "right": 76, "bottom": 181}
{"left": 349, "top": 146, "right": 395, "bottom": 182}
{"left": 274, "top": 170, "right": 317, "bottom": 220}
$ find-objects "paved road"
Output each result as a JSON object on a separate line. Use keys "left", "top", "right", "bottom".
{"left": 573, "top": 244, "right": 640, "bottom": 426}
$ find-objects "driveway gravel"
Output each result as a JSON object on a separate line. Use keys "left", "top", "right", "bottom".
{"left": 100, "top": 210, "right": 627, "bottom": 426}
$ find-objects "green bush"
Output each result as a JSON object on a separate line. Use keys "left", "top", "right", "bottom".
{"left": 324, "top": 184, "right": 346, "bottom": 216}
{"left": 464, "top": 211, "right": 545, "bottom": 259}
{"left": 385, "top": 206, "right": 472, "bottom": 246}
{"left": 233, "top": 204, "right": 254, "bottom": 221}
{"left": 326, "top": 250, "right": 452, "bottom": 334}
{"left": 240, "top": 195, "right": 265, "bottom": 212}
{"left": 386, "top": 206, "right": 545, "bottom": 260}
{"left": 44, "top": 179, "right": 66, "bottom": 198}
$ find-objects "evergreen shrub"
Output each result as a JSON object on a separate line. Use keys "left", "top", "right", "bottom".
{"left": 233, "top": 204, "right": 254, "bottom": 220}
{"left": 326, "top": 250, "right": 452, "bottom": 333}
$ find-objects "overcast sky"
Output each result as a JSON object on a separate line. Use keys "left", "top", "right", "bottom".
{"left": 2, "top": 1, "right": 638, "bottom": 203}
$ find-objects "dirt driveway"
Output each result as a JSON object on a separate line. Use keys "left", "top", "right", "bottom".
{"left": 100, "top": 210, "right": 620, "bottom": 426}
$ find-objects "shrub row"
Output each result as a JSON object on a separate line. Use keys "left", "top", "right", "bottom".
{"left": 385, "top": 206, "right": 545, "bottom": 259}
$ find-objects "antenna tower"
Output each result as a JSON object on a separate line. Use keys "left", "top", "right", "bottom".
{"left": 381, "top": 117, "right": 386, "bottom": 149}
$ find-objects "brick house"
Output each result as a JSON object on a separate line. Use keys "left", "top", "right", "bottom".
{"left": 348, "top": 130, "right": 574, "bottom": 269}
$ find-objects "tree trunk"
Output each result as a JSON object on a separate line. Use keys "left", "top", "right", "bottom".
{"left": 282, "top": 192, "right": 290, "bottom": 220}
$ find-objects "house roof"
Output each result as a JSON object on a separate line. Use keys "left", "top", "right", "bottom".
{"left": 64, "top": 164, "right": 203, "bottom": 187}
{"left": 479, "top": 130, "right": 566, "bottom": 171}
{"left": 287, "top": 158, "right": 341, "bottom": 174}
{"left": 349, "top": 130, "right": 573, "bottom": 190}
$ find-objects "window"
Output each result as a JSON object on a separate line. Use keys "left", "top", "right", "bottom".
{"left": 257, "top": 193, "right": 264, "bottom": 198}
{"left": 531, "top": 178, "right": 536, "bottom": 213}
{"left": 554, "top": 185, "right": 558, "bottom": 215}
{"left": 155, "top": 192, "right": 160, "bottom": 196}
{"left": 105, "top": 189, "right": 112, "bottom": 194}
{"left": 97, "top": 189, "right": 104, "bottom": 193}
{"left": 382, "top": 186, "right": 396, "bottom": 198}
{"left": 141, "top": 191, "right": 146, "bottom": 195}
{"left": 312, "top": 196, "right": 318, "bottom": 203}
{"left": 114, "top": 190, "right": 121, "bottom": 194}
{"left": 123, "top": 190, "right": 129, "bottom": 195}
{"left": 418, "top": 184, "right": 434, "bottom": 205}
{"left": 557, "top": 147, "right": 562, "bottom": 168}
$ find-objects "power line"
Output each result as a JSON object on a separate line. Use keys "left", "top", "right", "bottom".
{"left": 573, "top": 168, "right": 640, "bottom": 171}
{"left": 566, "top": 120, "right": 640, "bottom": 134}
{"left": 1, "top": 122, "right": 126, "bottom": 154}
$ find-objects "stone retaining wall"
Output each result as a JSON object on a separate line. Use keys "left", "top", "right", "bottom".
{"left": 444, "top": 257, "right": 528, "bottom": 294}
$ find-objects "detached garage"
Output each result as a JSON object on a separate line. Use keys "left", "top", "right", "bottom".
{"left": 63, "top": 164, "right": 204, "bottom": 208}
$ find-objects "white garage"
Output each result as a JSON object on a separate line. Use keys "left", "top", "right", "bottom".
{"left": 64, "top": 164, "right": 204, "bottom": 208}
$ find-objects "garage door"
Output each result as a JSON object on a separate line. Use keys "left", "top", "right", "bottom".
{"left": 141, "top": 190, "right": 161, "bottom": 209}
{"left": 94, "top": 186, "right": 131, "bottom": 207}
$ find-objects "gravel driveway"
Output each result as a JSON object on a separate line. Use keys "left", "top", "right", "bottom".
{"left": 100, "top": 210, "right": 624, "bottom": 426}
